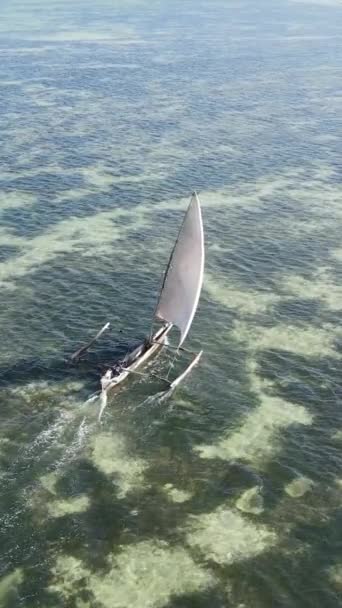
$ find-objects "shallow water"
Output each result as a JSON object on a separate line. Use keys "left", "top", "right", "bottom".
{"left": 0, "top": 0, "right": 341, "bottom": 606}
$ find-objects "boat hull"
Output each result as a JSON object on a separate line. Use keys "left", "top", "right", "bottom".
{"left": 104, "top": 323, "right": 172, "bottom": 394}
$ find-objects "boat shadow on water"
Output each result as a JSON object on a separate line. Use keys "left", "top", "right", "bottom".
{"left": 0, "top": 336, "right": 145, "bottom": 392}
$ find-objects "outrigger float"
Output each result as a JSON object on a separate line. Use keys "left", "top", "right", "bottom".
{"left": 71, "top": 192, "right": 205, "bottom": 420}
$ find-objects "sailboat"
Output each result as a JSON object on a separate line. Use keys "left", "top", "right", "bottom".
{"left": 73, "top": 192, "right": 204, "bottom": 419}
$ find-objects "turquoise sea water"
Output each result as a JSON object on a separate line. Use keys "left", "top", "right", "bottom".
{"left": 0, "top": 0, "right": 342, "bottom": 606}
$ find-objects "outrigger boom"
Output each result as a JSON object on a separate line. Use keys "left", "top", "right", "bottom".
{"left": 120, "top": 368, "right": 171, "bottom": 387}
{"left": 71, "top": 322, "right": 110, "bottom": 361}
{"left": 152, "top": 340, "right": 198, "bottom": 356}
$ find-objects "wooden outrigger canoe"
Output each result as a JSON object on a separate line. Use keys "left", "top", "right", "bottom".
{"left": 72, "top": 192, "right": 205, "bottom": 420}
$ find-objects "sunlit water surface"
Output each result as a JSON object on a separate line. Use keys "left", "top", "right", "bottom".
{"left": 0, "top": 0, "right": 342, "bottom": 606}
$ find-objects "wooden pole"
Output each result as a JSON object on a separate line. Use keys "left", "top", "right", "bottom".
{"left": 122, "top": 366, "right": 171, "bottom": 386}
{"left": 70, "top": 322, "right": 110, "bottom": 361}
{"left": 152, "top": 340, "right": 196, "bottom": 356}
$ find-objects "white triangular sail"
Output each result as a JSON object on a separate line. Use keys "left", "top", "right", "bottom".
{"left": 155, "top": 192, "right": 204, "bottom": 347}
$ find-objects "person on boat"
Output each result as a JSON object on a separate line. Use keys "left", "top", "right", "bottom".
{"left": 143, "top": 336, "right": 151, "bottom": 350}
{"left": 112, "top": 360, "right": 125, "bottom": 374}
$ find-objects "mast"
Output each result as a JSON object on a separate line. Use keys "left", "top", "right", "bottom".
{"left": 149, "top": 199, "right": 189, "bottom": 339}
